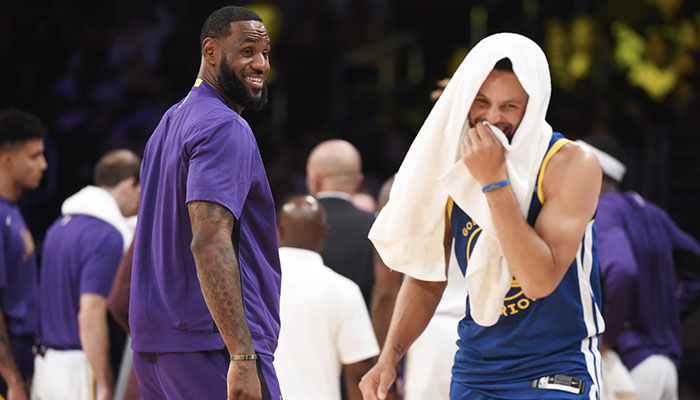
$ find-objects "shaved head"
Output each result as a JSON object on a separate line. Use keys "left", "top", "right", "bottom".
{"left": 277, "top": 195, "right": 328, "bottom": 252}
{"left": 306, "top": 139, "right": 363, "bottom": 196}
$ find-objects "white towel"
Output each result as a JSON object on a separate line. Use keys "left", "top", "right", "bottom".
{"left": 61, "top": 185, "right": 135, "bottom": 253}
{"left": 369, "top": 33, "right": 554, "bottom": 326}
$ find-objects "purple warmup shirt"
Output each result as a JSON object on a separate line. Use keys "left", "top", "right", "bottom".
{"left": 39, "top": 215, "right": 123, "bottom": 348}
{"left": 597, "top": 191, "right": 700, "bottom": 370}
{"left": 130, "top": 80, "right": 281, "bottom": 357}
{"left": 0, "top": 196, "right": 39, "bottom": 377}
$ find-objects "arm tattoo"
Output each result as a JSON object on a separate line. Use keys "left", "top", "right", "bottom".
{"left": 190, "top": 201, "right": 253, "bottom": 353}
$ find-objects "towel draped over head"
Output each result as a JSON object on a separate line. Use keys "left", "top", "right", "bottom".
{"left": 369, "top": 33, "right": 555, "bottom": 326}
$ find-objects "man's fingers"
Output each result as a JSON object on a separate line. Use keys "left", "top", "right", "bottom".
{"left": 359, "top": 374, "right": 380, "bottom": 400}
{"left": 477, "top": 122, "right": 505, "bottom": 150}
{"left": 376, "top": 369, "right": 396, "bottom": 400}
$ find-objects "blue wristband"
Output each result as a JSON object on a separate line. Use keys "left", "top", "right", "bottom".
{"left": 482, "top": 180, "right": 510, "bottom": 193}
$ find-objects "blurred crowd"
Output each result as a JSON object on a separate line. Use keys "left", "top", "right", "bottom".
{"left": 2, "top": 0, "right": 700, "bottom": 397}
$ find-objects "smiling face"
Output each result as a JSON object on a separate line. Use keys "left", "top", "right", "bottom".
{"left": 468, "top": 69, "right": 529, "bottom": 139}
{"left": 216, "top": 20, "right": 270, "bottom": 112}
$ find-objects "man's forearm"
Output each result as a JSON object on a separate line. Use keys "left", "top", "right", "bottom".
{"left": 193, "top": 241, "right": 254, "bottom": 355}
{"left": 78, "top": 295, "right": 113, "bottom": 396}
{"left": 0, "top": 310, "right": 23, "bottom": 387}
{"left": 379, "top": 277, "right": 445, "bottom": 366}
{"left": 370, "top": 253, "right": 402, "bottom": 348}
{"left": 484, "top": 187, "right": 558, "bottom": 298}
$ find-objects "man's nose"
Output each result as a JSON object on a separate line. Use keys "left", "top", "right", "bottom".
{"left": 251, "top": 53, "right": 269, "bottom": 73}
{"left": 485, "top": 106, "right": 501, "bottom": 124}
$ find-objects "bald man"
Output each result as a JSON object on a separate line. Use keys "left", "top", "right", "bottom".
{"left": 306, "top": 140, "right": 375, "bottom": 307}
{"left": 274, "top": 195, "right": 379, "bottom": 400}
{"left": 33, "top": 150, "right": 141, "bottom": 400}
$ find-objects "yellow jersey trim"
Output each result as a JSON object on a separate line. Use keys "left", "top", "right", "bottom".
{"left": 447, "top": 197, "right": 454, "bottom": 219}
{"left": 536, "top": 138, "right": 572, "bottom": 204}
{"left": 465, "top": 227, "right": 482, "bottom": 264}
{"left": 194, "top": 78, "right": 203, "bottom": 87}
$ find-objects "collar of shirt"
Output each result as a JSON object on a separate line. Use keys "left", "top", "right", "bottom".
{"left": 315, "top": 191, "right": 353, "bottom": 202}
{"left": 278, "top": 247, "right": 325, "bottom": 268}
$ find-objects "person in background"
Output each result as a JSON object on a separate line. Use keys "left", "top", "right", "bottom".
{"left": 306, "top": 139, "right": 376, "bottom": 309}
{"left": 0, "top": 109, "right": 47, "bottom": 400}
{"left": 579, "top": 135, "right": 700, "bottom": 400}
{"left": 32, "top": 150, "right": 140, "bottom": 400}
{"left": 274, "top": 195, "right": 379, "bottom": 400}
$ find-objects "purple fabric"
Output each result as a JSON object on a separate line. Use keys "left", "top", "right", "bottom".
{"left": 130, "top": 80, "right": 281, "bottom": 361}
{"left": 0, "top": 196, "right": 39, "bottom": 379}
{"left": 133, "top": 351, "right": 280, "bottom": 400}
{"left": 39, "top": 215, "right": 123, "bottom": 348}
{"left": 597, "top": 191, "right": 700, "bottom": 370}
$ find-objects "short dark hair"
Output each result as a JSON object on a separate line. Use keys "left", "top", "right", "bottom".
{"left": 0, "top": 108, "right": 46, "bottom": 150}
{"left": 94, "top": 150, "right": 141, "bottom": 188}
{"left": 494, "top": 58, "right": 513, "bottom": 72}
{"left": 200, "top": 6, "right": 263, "bottom": 48}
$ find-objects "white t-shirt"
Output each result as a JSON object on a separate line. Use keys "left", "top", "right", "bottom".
{"left": 274, "top": 247, "right": 380, "bottom": 400}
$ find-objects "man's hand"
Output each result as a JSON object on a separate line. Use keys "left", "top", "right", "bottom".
{"left": 7, "top": 380, "right": 27, "bottom": 400}
{"left": 96, "top": 386, "right": 113, "bottom": 400}
{"left": 461, "top": 123, "right": 507, "bottom": 187}
{"left": 227, "top": 360, "right": 262, "bottom": 400}
{"left": 359, "top": 359, "right": 397, "bottom": 400}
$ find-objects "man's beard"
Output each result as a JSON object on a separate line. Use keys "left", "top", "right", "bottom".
{"left": 217, "top": 59, "right": 269, "bottom": 112}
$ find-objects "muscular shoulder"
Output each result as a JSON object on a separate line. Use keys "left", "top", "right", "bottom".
{"left": 541, "top": 141, "right": 602, "bottom": 203}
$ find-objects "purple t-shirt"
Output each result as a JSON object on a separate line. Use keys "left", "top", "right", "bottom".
{"left": 130, "top": 80, "right": 281, "bottom": 356}
{"left": 0, "top": 196, "right": 39, "bottom": 339}
{"left": 597, "top": 191, "right": 700, "bottom": 370}
{"left": 39, "top": 215, "right": 123, "bottom": 348}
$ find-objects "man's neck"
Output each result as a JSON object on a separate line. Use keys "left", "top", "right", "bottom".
{"left": 0, "top": 176, "right": 22, "bottom": 203}
{"left": 196, "top": 72, "right": 244, "bottom": 115}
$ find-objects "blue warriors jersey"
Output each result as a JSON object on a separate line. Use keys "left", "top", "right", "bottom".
{"left": 449, "top": 132, "right": 604, "bottom": 399}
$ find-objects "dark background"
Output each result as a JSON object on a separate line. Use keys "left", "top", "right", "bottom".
{"left": 2, "top": 0, "right": 700, "bottom": 396}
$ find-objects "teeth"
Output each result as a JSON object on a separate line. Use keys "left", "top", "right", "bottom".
{"left": 246, "top": 77, "right": 263, "bottom": 84}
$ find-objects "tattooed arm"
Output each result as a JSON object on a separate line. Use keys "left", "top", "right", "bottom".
{"left": 188, "top": 201, "right": 261, "bottom": 400}
{"left": 0, "top": 309, "right": 27, "bottom": 400}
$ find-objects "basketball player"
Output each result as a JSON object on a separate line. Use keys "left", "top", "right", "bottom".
{"left": 361, "top": 33, "right": 604, "bottom": 399}
{"left": 129, "top": 6, "right": 280, "bottom": 400}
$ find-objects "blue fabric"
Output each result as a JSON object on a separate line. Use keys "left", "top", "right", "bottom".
{"left": 449, "top": 132, "right": 602, "bottom": 398}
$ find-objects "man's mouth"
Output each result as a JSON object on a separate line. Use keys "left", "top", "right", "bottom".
{"left": 245, "top": 75, "right": 264, "bottom": 90}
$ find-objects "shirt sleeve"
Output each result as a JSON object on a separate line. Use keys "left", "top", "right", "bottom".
{"left": 186, "top": 119, "right": 254, "bottom": 219}
{"left": 80, "top": 227, "right": 124, "bottom": 297}
{"left": 336, "top": 280, "right": 380, "bottom": 365}
{"left": 597, "top": 223, "right": 638, "bottom": 347}
{"left": 661, "top": 210, "right": 700, "bottom": 316}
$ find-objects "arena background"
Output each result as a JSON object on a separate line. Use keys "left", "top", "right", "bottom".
{"left": 2, "top": 0, "right": 699, "bottom": 397}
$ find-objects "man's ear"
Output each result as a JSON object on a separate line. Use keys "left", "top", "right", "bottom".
{"left": 306, "top": 172, "right": 320, "bottom": 196}
{"left": 354, "top": 172, "right": 364, "bottom": 192}
{"left": 202, "top": 38, "right": 219, "bottom": 66}
{"left": 117, "top": 176, "right": 137, "bottom": 191}
{"left": 0, "top": 151, "right": 12, "bottom": 170}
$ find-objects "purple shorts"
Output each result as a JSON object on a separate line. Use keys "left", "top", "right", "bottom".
{"left": 133, "top": 350, "right": 280, "bottom": 400}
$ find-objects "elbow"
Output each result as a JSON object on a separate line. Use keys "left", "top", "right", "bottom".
{"left": 520, "top": 281, "right": 558, "bottom": 301}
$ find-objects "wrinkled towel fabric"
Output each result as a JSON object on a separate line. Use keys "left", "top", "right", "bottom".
{"left": 369, "top": 33, "right": 554, "bottom": 326}
{"left": 61, "top": 185, "right": 134, "bottom": 253}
